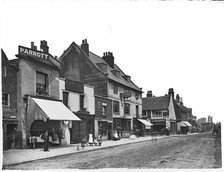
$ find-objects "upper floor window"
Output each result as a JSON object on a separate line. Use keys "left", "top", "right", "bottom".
{"left": 2, "top": 93, "right": 10, "bottom": 107}
{"left": 63, "top": 91, "right": 69, "bottom": 107}
{"left": 113, "top": 84, "right": 118, "bottom": 94}
{"left": 136, "top": 105, "right": 139, "bottom": 117}
{"left": 113, "top": 101, "right": 120, "bottom": 113}
{"left": 142, "top": 110, "right": 147, "bottom": 117}
{"left": 36, "top": 72, "right": 48, "bottom": 96}
{"left": 135, "top": 92, "right": 139, "bottom": 99}
{"left": 80, "top": 94, "right": 85, "bottom": 110}
{"left": 2, "top": 66, "right": 6, "bottom": 77}
{"left": 152, "top": 111, "right": 163, "bottom": 118}
{"left": 102, "top": 105, "right": 107, "bottom": 116}
{"left": 124, "top": 103, "right": 130, "bottom": 115}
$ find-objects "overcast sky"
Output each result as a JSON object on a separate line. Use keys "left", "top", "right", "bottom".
{"left": 1, "top": 0, "right": 224, "bottom": 123}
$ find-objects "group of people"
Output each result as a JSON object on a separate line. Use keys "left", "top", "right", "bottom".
{"left": 31, "top": 129, "right": 123, "bottom": 151}
{"left": 81, "top": 130, "right": 103, "bottom": 147}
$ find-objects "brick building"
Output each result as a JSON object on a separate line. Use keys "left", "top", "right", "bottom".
{"left": 142, "top": 89, "right": 176, "bottom": 134}
{"left": 59, "top": 39, "right": 143, "bottom": 138}
{"left": 1, "top": 49, "right": 19, "bottom": 150}
{"left": 174, "top": 93, "right": 192, "bottom": 134}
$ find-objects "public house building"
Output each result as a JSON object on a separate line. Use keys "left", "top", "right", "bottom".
{"left": 13, "top": 41, "right": 80, "bottom": 148}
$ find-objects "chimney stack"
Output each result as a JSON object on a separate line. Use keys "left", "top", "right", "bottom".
{"left": 147, "top": 90, "right": 152, "bottom": 97}
{"left": 81, "top": 39, "right": 89, "bottom": 56}
{"left": 40, "top": 40, "right": 49, "bottom": 53}
{"left": 102, "top": 51, "right": 114, "bottom": 68}
{"left": 168, "top": 88, "right": 174, "bottom": 98}
{"left": 176, "top": 94, "right": 180, "bottom": 102}
{"left": 31, "top": 42, "right": 37, "bottom": 50}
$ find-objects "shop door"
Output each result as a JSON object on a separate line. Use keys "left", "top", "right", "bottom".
{"left": 71, "top": 119, "right": 87, "bottom": 143}
{"left": 7, "top": 124, "right": 17, "bottom": 149}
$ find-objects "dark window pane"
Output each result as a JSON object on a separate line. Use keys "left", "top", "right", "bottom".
{"left": 63, "top": 92, "right": 69, "bottom": 107}
{"left": 113, "top": 101, "right": 119, "bottom": 113}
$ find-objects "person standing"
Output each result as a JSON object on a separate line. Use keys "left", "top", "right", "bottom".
{"left": 31, "top": 136, "right": 37, "bottom": 150}
{"left": 88, "top": 130, "right": 94, "bottom": 146}
{"left": 40, "top": 130, "right": 49, "bottom": 152}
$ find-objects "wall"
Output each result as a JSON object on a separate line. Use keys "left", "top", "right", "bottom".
{"left": 17, "top": 58, "right": 60, "bottom": 148}
{"left": 107, "top": 81, "right": 142, "bottom": 120}
{"left": 2, "top": 53, "right": 18, "bottom": 149}
{"left": 84, "top": 84, "right": 95, "bottom": 114}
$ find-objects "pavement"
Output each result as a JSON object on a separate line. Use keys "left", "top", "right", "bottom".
{"left": 2, "top": 133, "right": 198, "bottom": 167}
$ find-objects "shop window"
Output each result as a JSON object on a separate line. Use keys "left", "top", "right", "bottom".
{"left": 122, "top": 120, "right": 131, "bottom": 131}
{"left": 2, "top": 93, "right": 10, "bottom": 107}
{"left": 2, "top": 66, "right": 6, "bottom": 76}
{"left": 124, "top": 103, "right": 130, "bottom": 115}
{"left": 113, "top": 101, "right": 120, "bottom": 113}
{"left": 63, "top": 91, "right": 69, "bottom": 107}
{"left": 113, "top": 84, "right": 118, "bottom": 94}
{"left": 36, "top": 72, "right": 48, "bottom": 96}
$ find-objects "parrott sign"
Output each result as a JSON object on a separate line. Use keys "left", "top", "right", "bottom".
{"left": 19, "top": 46, "right": 48, "bottom": 59}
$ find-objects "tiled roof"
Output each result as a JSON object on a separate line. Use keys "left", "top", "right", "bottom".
{"left": 142, "top": 96, "right": 170, "bottom": 111}
{"left": 88, "top": 51, "right": 142, "bottom": 92}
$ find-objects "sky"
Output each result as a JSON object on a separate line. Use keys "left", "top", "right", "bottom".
{"left": 1, "top": 0, "right": 224, "bottom": 123}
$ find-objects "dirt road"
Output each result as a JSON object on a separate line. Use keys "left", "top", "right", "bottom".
{"left": 4, "top": 132, "right": 222, "bottom": 169}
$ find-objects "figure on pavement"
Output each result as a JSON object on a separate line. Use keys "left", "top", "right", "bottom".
{"left": 40, "top": 130, "right": 49, "bottom": 152}
{"left": 88, "top": 130, "right": 94, "bottom": 146}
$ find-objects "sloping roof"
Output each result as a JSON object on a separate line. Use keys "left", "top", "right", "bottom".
{"left": 60, "top": 42, "right": 142, "bottom": 92}
{"left": 1, "top": 49, "right": 18, "bottom": 70}
{"left": 142, "top": 96, "right": 170, "bottom": 111}
{"left": 88, "top": 51, "right": 142, "bottom": 92}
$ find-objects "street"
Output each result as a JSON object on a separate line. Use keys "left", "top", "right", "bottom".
{"left": 3, "top": 133, "right": 222, "bottom": 169}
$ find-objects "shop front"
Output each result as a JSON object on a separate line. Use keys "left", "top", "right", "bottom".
{"left": 136, "top": 119, "right": 153, "bottom": 136}
{"left": 150, "top": 119, "right": 166, "bottom": 134}
{"left": 98, "top": 120, "right": 113, "bottom": 140}
{"left": 71, "top": 110, "right": 95, "bottom": 143}
{"left": 27, "top": 97, "right": 81, "bottom": 146}
{"left": 113, "top": 118, "right": 122, "bottom": 138}
{"left": 179, "top": 121, "right": 192, "bottom": 134}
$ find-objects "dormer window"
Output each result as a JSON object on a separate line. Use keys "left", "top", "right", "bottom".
{"left": 111, "top": 70, "right": 120, "bottom": 78}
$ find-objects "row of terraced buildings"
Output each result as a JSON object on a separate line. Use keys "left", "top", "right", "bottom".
{"left": 2, "top": 39, "right": 196, "bottom": 150}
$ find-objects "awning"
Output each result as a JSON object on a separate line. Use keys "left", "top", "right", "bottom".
{"left": 31, "top": 97, "right": 81, "bottom": 121}
{"left": 183, "top": 121, "right": 192, "bottom": 127}
{"left": 180, "top": 121, "right": 192, "bottom": 127}
{"left": 138, "top": 119, "right": 153, "bottom": 129}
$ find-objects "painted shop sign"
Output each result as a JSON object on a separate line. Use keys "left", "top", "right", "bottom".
{"left": 18, "top": 46, "right": 60, "bottom": 68}
{"left": 19, "top": 46, "right": 49, "bottom": 59}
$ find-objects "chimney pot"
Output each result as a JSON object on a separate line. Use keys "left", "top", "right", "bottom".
{"left": 147, "top": 90, "right": 152, "bottom": 97}
{"left": 81, "top": 39, "right": 89, "bottom": 56}
{"left": 40, "top": 40, "right": 49, "bottom": 53}
{"left": 168, "top": 88, "right": 174, "bottom": 97}
{"left": 102, "top": 51, "right": 114, "bottom": 68}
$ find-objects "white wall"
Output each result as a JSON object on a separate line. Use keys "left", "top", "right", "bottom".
{"left": 59, "top": 78, "right": 65, "bottom": 100}
{"left": 84, "top": 84, "right": 95, "bottom": 114}
{"left": 69, "top": 92, "right": 80, "bottom": 112}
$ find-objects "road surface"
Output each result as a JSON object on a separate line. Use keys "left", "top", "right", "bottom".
{"left": 4, "top": 132, "right": 221, "bottom": 169}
